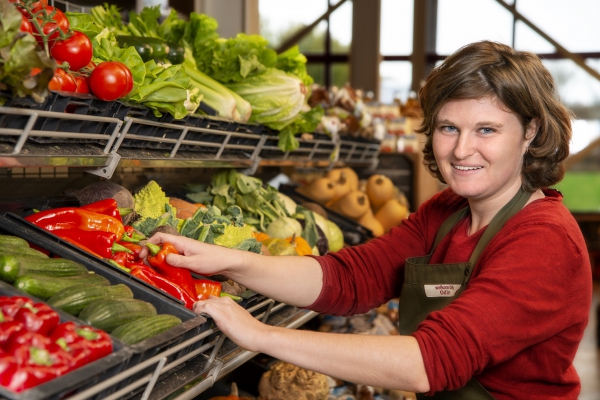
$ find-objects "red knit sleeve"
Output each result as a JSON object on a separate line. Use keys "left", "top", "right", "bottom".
{"left": 412, "top": 202, "right": 592, "bottom": 396}
{"left": 307, "top": 189, "right": 466, "bottom": 316}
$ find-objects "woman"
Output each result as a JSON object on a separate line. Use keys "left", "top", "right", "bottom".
{"left": 141, "top": 41, "right": 592, "bottom": 399}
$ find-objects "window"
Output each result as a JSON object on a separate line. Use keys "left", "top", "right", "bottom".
{"left": 259, "top": 0, "right": 352, "bottom": 88}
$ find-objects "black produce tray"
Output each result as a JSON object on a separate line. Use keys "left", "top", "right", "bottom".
{"left": 0, "top": 214, "right": 210, "bottom": 390}
{"left": 278, "top": 184, "right": 374, "bottom": 246}
{"left": 0, "top": 279, "right": 131, "bottom": 400}
{"left": 0, "top": 91, "right": 121, "bottom": 144}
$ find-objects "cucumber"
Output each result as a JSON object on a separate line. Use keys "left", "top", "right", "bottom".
{"left": 111, "top": 314, "right": 182, "bottom": 345}
{"left": 47, "top": 283, "right": 134, "bottom": 316}
{"left": 0, "top": 255, "right": 88, "bottom": 283}
{"left": 14, "top": 273, "right": 110, "bottom": 300}
{"left": 0, "top": 235, "right": 30, "bottom": 248}
{"left": 116, "top": 35, "right": 153, "bottom": 62}
{"left": 0, "top": 245, "right": 48, "bottom": 258}
{"left": 79, "top": 298, "right": 157, "bottom": 333}
{"left": 116, "top": 35, "right": 184, "bottom": 64}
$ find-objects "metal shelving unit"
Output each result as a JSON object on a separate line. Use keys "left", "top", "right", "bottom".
{"left": 62, "top": 300, "right": 317, "bottom": 400}
{"left": 0, "top": 106, "right": 381, "bottom": 177}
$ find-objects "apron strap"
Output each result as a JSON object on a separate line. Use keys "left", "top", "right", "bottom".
{"left": 468, "top": 187, "right": 531, "bottom": 266}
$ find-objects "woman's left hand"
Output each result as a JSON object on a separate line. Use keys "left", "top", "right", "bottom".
{"left": 194, "top": 296, "right": 269, "bottom": 352}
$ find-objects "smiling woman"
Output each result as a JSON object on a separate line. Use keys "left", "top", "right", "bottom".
{"left": 141, "top": 41, "right": 592, "bottom": 400}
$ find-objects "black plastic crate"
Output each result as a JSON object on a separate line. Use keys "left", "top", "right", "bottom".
{"left": 0, "top": 214, "right": 210, "bottom": 388}
{"left": 0, "top": 277, "right": 131, "bottom": 400}
{"left": 0, "top": 92, "right": 121, "bottom": 144}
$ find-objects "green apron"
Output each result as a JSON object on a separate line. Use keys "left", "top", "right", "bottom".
{"left": 399, "top": 187, "right": 531, "bottom": 399}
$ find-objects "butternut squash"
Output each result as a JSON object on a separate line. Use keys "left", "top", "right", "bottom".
{"left": 375, "top": 198, "right": 409, "bottom": 233}
{"left": 366, "top": 174, "right": 395, "bottom": 211}
{"left": 329, "top": 190, "right": 370, "bottom": 220}
{"left": 169, "top": 198, "right": 200, "bottom": 219}
{"left": 340, "top": 167, "right": 359, "bottom": 191}
{"left": 296, "top": 177, "right": 337, "bottom": 205}
{"left": 329, "top": 171, "right": 352, "bottom": 203}
{"left": 326, "top": 168, "right": 343, "bottom": 183}
{"left": 357, "top": 208, "right": 384, "bottom": 237}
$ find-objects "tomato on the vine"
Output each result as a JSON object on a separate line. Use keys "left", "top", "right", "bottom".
{"left": 19, "top": 14, "right": 32, "bottom": 33}
{"left": 74, "top": 76, "right": 90, "bottom": 94}
{"left": 50, "top": 31, "right": 92, "bottom": 71}
{"left": 88, "top": 61, "right": 133, "bottom": 101}
{"left": 48, "top": 68, "right": 76, "bottom": 92}
{"left": 30, "top": 6, "right": 69, "bottom": 47}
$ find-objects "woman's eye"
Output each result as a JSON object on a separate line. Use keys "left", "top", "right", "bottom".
{"left": 441, "top": 125, "right": 457, "bottom": 133}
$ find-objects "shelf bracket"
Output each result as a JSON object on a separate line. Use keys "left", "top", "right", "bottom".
{"left": 84, "top": 153, "right": 121, "bottom": 179}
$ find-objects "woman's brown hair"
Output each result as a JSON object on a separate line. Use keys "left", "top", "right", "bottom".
{"left": 417, "top": 40, "right": 573, "bottom": 192}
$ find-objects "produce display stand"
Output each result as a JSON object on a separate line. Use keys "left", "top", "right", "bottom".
{"left": 0, "top": 86, "right": 379, "bottom": 400}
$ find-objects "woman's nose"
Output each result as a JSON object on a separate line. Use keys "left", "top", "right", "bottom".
{"left": 453, "top": 132, "right": 475, "bottom": 159}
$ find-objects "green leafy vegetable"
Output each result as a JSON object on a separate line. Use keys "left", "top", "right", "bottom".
{"left": 65, "top": 12, "right": 102, "bottom": 40}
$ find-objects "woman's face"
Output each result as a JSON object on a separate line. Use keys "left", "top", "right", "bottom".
{"left": 433, "top": 97, "right": 533, "bottom": 204}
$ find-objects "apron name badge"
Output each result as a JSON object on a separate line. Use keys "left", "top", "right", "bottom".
{"left": 424, "top": 284, "right": 461, "bottom": 297}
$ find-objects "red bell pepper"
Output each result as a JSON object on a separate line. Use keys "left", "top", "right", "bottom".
{"left": 13, "top": 301, "right": 60, "bottom": 336}
{"left": 80, "top": 198, "right": 124, "bottom": 222}
{"left": 50, "top": 322, "right": 112, "bottom": 368}
{"left": 0, "top": 310, "right": 24, "bottom": 347}
{"left": 194, "top": 279, "right": 242, "bottom": 301}
{"left": 50, "top": 229, "right": 131, "bottom": 259}
{"left": 0, "top": 354, "right": 40, "bottom": 393}
{"left": 146, "top": 243, "right": 197, "bottom": 301}
{"left": 130, "top": 264, "right": 195, "bottom": 309}
{"left": 0, "top": 296, "right": 31, "bottom": 318}
{"left": 25, "top": 207, "right": 125, "bottom": 240}
{"left": 8, "top": 332, "right": 73, "bottom": 385}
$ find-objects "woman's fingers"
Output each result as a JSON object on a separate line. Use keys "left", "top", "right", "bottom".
{"left": 194, "top": 296, "right": 267, "bottom": 352}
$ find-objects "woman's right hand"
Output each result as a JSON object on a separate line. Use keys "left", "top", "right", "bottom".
{"left": 138, "top": 232, "right": 245, "bottom": 276}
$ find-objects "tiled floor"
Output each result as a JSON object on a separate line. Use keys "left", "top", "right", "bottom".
{"left": 573, "top": 281, "right": 600, "bottom": 400}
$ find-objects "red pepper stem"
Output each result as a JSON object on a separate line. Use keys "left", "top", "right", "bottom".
{"left": 30, "top": 347, "right": 53, "bottom": 367}
{"left": 146, "top": 242, "right": 160, "bottom": 256}
{"left": 120, "top": 234, "right": 139, "bottom": 243}
{"left": 55, "top": 338, "right": 69, "bottom": 351}
{"left": 0, "top": 309, "right": 4, "bottom": 322}
{"left": 219, "top": 292, "right": 242, "bottom": 302}
{"left": 107, "top": 259, "right": 131, "bottom": 273}
{"left": 119, "top": 207, "right": 133, "bottom": 216}
{"left": 112, "top": 242, "right": 133, "bottom": 254}
{"left": 76, "top": 328, "right": 98, "bottom": 341}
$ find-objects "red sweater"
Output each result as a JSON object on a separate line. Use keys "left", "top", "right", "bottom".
{"left": 310, "top": 188, "right": 592, "bottom": 399}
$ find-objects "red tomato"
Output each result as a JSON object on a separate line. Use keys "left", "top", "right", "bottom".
{"left": 10, "top": 0, "right": 48, "bottom": 7}
{"left": 19, "top": 14, "right": 32, "bottom": 33}
{"left": 48, "top": 68, "right": 76, "bottom": 92}
{"left": 74, "top": 76, "right": 89, "bottom": 94}
{"left": 113, "top": 61, "right": 133, "bottom": 96}
{"left": 31, "top": 6, "right": 69, "bottom": 47}
{"left": 50, "top": 31, "right": 92, "bottom": 71}
{"left": 88, "top": 61, "right": 133, "bottom": 101}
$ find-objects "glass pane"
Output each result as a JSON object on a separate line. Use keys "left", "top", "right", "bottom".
{"left": 570, "top": 120, "right": 600, "bottom": 155}
{"left": 436, "top": 0, "right": 513, "bottom": 55}
{"left": 381, "top": 0, "right": 414, "bottom": 55}
{"left": 259, "top": 0, "right": 328, "bottom": 50}
{"left": 516, "top": 0, "right": 600, "bottom": 53}
{"left": 329, "top": 0, "right": 352, "bottom": 54}
{"left": 541, "top": 59, "right": 600, "bottom": 109}
{"left": 379, "top": 61, "right": 412, "bottom": 104}
{"left": 514, "top": 20, "right": 555, "bottom": 53}
{"left": 331, "top": 63, "right": 350, "bottom": 88}
{"left": 307, "top": 64, "right": 325, "bottom": 86}
{"left": 298, "top": 20, "right": 328, "bottom": 53}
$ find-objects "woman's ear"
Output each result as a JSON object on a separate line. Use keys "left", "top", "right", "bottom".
{"left": 525, "top": 118, "right": 540, "bottom": 146}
